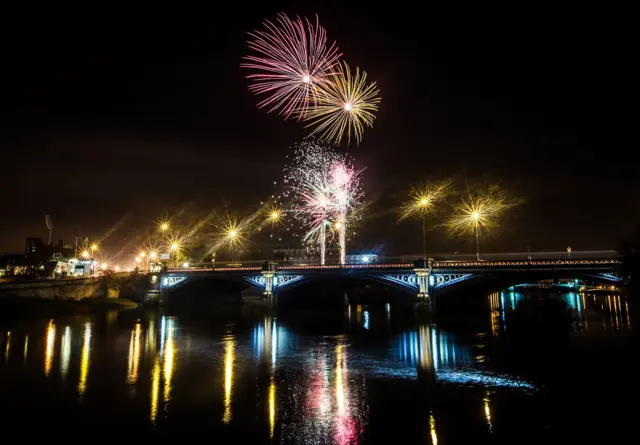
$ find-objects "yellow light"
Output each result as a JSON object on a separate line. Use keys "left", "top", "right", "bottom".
{"left": 229, "top": 230, "right": 237, "bottom": 238}
{"left": 140, "top": 251, "right": 146, "bottom": 258}
{"left": 171, "top": 243, "right": 179, "bottom": 251}
{"left": 420, "top": 197, "right": 429, "bottom": 206}
{"left": 335, "top": 221, "right": 342, "bottom": 229}
{"left": 160, "top": 222, "right": 170, "bottom": 232}
{"left": 114, "top": 266, "right": 120, "bottom": 271}
{"left": 149, "top": 251, "right": 157, "bottom": 260}
{"left": 90, "top": 244, "right": 98, "bottom": 251}
{"left": 150, "top": 359, "right": 161, "bottom": 423}
{"left": 270, "top": 211, "right": 280, "bottom": 221}
{"left": 269, "top": 378, "right": 276, "bottom": 438}
{"left": 44, "top": 320, "right": 55, "bottom": 376}
{"left": 81, "top": 250, "right": 90, "bottom": 259}
{"left": 472, "top": 211, "right": 480, "bottom": 220}
{"left": 78, "top": 323, "right": 91, "bottom": 395}
{"left": 101, "top": 263, "right": 108, "bottom": 270}
{"left": 127, "top": 323, "right": 141, "bottom": 384}
{"left": 222, "top": 336, "right": 235, "bottom": 423}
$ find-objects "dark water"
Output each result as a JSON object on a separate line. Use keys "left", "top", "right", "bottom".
{"left": 0, "top": 291, "right": 636, "bottom": 442}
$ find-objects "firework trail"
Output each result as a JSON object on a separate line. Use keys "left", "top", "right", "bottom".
{"left": 303, "top": 61, "right": 380, "bottom": 145}
{"left": 278, "top": 140, "right": 364, "bottom": 264}
{"left": 242, "top": 13, "right": 341, "bottom": 119}
{"left": 327, "top": 161, "right": 364, "bottom": 264}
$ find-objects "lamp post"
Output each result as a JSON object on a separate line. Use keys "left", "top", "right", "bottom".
{"left": 472, "top": 211, "right": 480, "bottom": 261}
{"left": 170, "top": 243, "right": 180, "bottom": 268}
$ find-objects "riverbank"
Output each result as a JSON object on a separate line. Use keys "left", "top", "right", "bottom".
{"left": 0, "top": 296, "right": 138, "bottom": 320}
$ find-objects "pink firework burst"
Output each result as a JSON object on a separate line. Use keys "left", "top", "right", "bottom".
{"left": 241, "top": 13, "right": 341, "bottom": 119}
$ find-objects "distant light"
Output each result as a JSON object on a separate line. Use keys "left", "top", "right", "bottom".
{"left": 114, "top": 266, "right": 120, "bottom": 271}
{"left": 182, "top": 262, "right": 189, "bottom": 269}
{"left": 362, "top": 256, "right": 370, "bottom": 263}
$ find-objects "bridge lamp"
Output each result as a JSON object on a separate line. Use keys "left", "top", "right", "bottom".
{"left": 81, "top": 250, "right": 90, "bottom": 260}
{"left": 471, "top": 211, "right": 482, "bottom": 261}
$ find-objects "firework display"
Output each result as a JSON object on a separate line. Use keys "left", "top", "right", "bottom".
{"left": 303, "top": 61, "right": 380, "bottom": 146}
{"left": 278, "top": 140, "right": 364, "bottom": 264}
{"left": 243, "top": 13, "right": 381, "bottom": 145}
{"left": 241, "top": 13, "right": 341, "bottom": 119}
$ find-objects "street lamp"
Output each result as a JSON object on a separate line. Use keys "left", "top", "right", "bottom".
{"left": 472, "top": 211, "right": 481, "bottom": 261}
{"left": 170, "top": 242, "right": 181, "bottom": 267}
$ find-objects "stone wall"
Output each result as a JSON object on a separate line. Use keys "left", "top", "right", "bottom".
{"left": 0, "top": 278, "right": 102, "bottom": 301}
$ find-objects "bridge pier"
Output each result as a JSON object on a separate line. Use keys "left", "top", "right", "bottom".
{"left": 262, "top": 261, "right": 278, "bottom": 309}
{"left": 414, "top": 258, "right": 434, "bottom": 313}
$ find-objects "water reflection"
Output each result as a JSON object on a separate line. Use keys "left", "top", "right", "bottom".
{"left": 483, "top": 390, "right": 493, "bottom": 433}
{"left": 78, "top": 323, "right": 92, "bottom": 395}
{"left": 150, "top": 359, "right": 161, "bottom": 423}
{"left": 488, "top": 290, "right": 632, "bottom": 332}
{"left": 44, "top": 321, "right": 55, "bottom": 376}
{"left": 127, "top": 323, "right": 142, "bottom": 384}
{"left": 429, "top": 412, "right": 438, "bottom": 445}
{"left": 222, "top": 334, "right": 235, "bottom": 424}
{"left": 163, "top": 319, "right": 176, "bottom": 403}
{"left": 60, "top": 327, "right": 71, "bottom": 378}
{"left": 4, "top": 331, "right": 10, "bottom": 364}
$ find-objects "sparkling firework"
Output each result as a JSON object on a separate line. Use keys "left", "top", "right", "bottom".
{"left": 303, "top": 60, "right": 381, "bottom": 145}
{"left": 278, "top": 140, "right": 364, "bottom": 264}
{"left": 242, "top": 13, "right": 341, "bottom": 119}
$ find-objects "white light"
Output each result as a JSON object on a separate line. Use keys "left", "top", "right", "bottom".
{"left": 182, "top": 262, "right": 189, "bottom": 269}
{"left": 362, "top": 256, "right": 370, "bottom": 263}
{"left": 302, "top": 75, "right": 310, "bottom": 83}
{"left": 344, "top": 102, "right": 352, "bottom": 111}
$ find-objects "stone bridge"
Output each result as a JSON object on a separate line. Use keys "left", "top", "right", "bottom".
{"left": 157, "top": 258, "right": 623, "bottom": 309}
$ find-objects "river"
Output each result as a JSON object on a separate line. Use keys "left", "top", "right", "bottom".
{"left": 0, "top": 291, "right": 636, "bottom": 442}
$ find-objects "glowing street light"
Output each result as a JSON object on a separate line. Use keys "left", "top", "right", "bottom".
{"left": 149, "top": 251, "right": 157, "bottom": 260}
{"left": 170, "top": 241, "right": 181, "bottom": 267}
{"left": 90, "top": 243, "right": 98, "bottom": 252}
{"left": 399, "top": 181, "right": 452, "bottom": 259}
{"left": 445, "top": 187, "right": 522, "bottom": 261}
{"left": 81, "top": 250, "right": 90, "bottom": 260}
{"left": 100, "top": 263, "right": 108, "bottom": 271}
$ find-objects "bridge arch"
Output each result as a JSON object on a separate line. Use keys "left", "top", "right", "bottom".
{"left": 432, "top": 270, "right": 621, "bottom": 298}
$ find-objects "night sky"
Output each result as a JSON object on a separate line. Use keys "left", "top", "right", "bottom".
{"left": 0, "top": 3, "right": 633, "bottom": 257}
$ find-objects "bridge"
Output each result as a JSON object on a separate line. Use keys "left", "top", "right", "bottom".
{"left": 157, "top": 251, "right": 623, "bottom": 309}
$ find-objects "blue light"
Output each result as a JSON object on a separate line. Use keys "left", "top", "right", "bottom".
{"left": 364, "top": 311, "right": 370, "bottom": 330}
{"left": 362, "top": 256, "right": 370, "bottom": 263}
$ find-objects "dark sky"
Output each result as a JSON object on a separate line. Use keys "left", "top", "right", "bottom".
{"left": 0, "top": 3, "right": 634, "bottom": 257}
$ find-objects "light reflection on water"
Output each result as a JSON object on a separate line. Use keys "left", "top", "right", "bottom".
{"left": 488, "top": 289, "right": 632, "bottom": 333}
{"left": 2, "top": 296, "right": 628, "bottom": 440}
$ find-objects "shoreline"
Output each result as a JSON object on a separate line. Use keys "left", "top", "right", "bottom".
{"left": 0, "top": 297, "right": 139, "bottom": 321}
